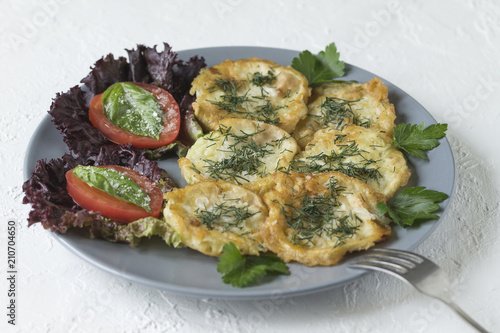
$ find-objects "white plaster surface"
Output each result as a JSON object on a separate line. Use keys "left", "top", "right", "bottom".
{"left": 1, "top": 0, "right": 499, "bottom": 332}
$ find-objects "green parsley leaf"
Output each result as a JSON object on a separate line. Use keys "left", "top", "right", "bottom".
{"left": 217, "top": 242, "right": 290, "bottom": 288}
{"left": 291, "top": 42, "right": 345, "bottom": 86}
{"left": 376, "top": 187, "right": 449, "bottom": 227}
{"left": 393, "top": 123, "right": 448, "bottom": 159}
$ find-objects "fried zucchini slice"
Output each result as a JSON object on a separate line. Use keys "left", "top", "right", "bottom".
{"left": 190, "top": 57, "right": 310, "bottom": 133}
{"left": 163, "top": 181, "right": 268, "bottom": 256}
{"left": 262, "top": 171, "right": 391, "bottom": 266}
{"left": 179, "top": 118, "right": 299, "bottom": 186}
{"left": 292, "top": 78, "right": 396, "bottom": 148}
{"left": 291, "top": 125, "right": 410, "bottom": 199}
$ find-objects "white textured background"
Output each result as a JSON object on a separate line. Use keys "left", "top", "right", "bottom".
{"left": 1, "top": 0, "right": 499, "bottom": 332}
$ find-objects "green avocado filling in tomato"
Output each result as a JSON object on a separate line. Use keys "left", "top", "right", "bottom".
{"left": 72, "top": 165, "right": 152, "bottom": 212}
{"left": 102, "top": 82, "right": 164, "bottom": 140}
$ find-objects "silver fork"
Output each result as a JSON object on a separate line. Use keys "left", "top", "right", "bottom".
{"left": 348, "top": 248, "right": 489, "bottom": 333}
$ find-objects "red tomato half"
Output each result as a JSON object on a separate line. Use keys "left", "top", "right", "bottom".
{"left": 89, "top": 82, "right": 181, "bottom": 148}
{"left": 66, "top": 165, "right": 163, "bottom": 223}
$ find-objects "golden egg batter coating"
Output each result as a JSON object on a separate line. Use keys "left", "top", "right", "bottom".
{"left": 169, "top": 71, "right": 411, "bottom": 267}
{"left": 292, "top": 78, "right": 396, "bottom": 148}
{"left": 262, "top": 171, "right": 391, "bottom": 266}
{"left": 163, "top": 181, "right": 268, "bottom": 256}
{"left": 179, "top": 118, "right": 299, "bottom": 186}
{"left": 291, "top": 125, "right": 410, "bottom": 199}
{"left": 190, "top": 57, "right": 310, "bottom": 133}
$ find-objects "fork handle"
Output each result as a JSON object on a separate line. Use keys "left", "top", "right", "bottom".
{"left": 443, "top": 300, "right": 489, "bottom": 333}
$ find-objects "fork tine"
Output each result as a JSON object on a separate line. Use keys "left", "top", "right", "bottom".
{"left": 349, "top": 259, "right": 408, "bottom": 275}
{"left": 370, "top": 248, "right": 425, "bottom": 264}
{"left": 355, "top": 253, "right": 417, "bottom": 270}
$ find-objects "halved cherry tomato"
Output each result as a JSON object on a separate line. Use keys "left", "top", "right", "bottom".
{"left": 89, "top": 82, "right": 180, "bottom": 148}
{"left": 66, "top": 165, "right": 163, "bottom": 223}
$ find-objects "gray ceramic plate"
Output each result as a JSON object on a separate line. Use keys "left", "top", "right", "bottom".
{"left": 23, "top": 46, "right": 455, "bottom": 300}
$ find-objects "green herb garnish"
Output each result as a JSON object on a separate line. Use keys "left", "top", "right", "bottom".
{"left": 202, "top": 125, "right": 276, "bottom": 184}
{"left": 376, "top": 187, "right": 449, "bottom": 227}
{"left": 291, "top": 42, "right": 345, "bottom": 86}
{"left": 195, "top": 199, "right": 257, "bottom": 233}
{"left": 354, "top": 114, "right": 371, "bottom": 128}
{"left": 309, "top": 97, "right": 371, "bottom": 130}
{"left": 283, "top": 178, "right": 359, "bottom": 247}
{"left": 210, "top": 78, "right": 242, "bottom": 93}
{"left": 217, "top": 242, "right": 290, "bottom": 288}
{"left": 249, "top": 70, "right": 277, "bottom": 87}
{"left": 246, "top": 100, "right": 282, "bottom": 125}
{"left": 209, "top": 79, "right": 251, "bottom": 113}
{"left": 72, "top": 165, "right": 151, "bottom": 212}
{"left": 102, "top": 82, "right": 164, "bottom": 140}
{"left": 311, "top": 97, "right": 358, "bottom": 128}
{"left": 291, "top": 141, "right": 381, "bottom": 183}
{"left": 209, "top": 73, "right": 283, "bottom": 126}
{"left": 393, "top": 123, "right": 448, "bottom": 159}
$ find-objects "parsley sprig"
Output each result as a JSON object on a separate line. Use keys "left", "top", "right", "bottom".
{"left": 393, "top": 123, "right": 448, "bottom": 160}
{"left": 291, "top": 42, "right": 345, "bottom": 86}
{"left": 376, "top": 187, "right": 449, "bottom": 227}
{"left": 217, "top": 242, "right": 290, "bottom": 288}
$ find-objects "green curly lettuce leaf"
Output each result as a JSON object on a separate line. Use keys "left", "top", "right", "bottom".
{"left": 92, "top": 216, "right": 182, "bottom": 248}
